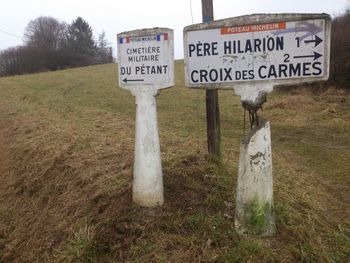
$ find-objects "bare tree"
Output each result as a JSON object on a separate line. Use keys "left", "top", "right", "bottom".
{"left": 24, "top": 16, "right": 67, "bottom": 50}
{"left": 95, "top": 31, "right": 113, "bottom": 64}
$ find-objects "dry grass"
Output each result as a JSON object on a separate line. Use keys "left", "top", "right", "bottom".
{"left": 0, "top": 62, "right": 349, "bottom": 262}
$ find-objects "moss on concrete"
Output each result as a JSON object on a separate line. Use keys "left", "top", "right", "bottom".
{"left": 245, "top": 197, "right": 275, "bottom": 235}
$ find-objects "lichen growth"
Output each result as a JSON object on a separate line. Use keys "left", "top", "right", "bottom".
{"left": 245, "top": 197, "right": 274, "bottom": 235}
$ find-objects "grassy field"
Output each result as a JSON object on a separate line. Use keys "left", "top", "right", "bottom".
{"left": 0, "top": 61, "right": 349, "bottom": 262}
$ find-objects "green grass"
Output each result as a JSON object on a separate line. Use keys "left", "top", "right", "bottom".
{"left": 0, "top": 62, "right": 349, "bottom": 262}
{"left": 245, "top": 198, "right": 273, "bottom": 235}
{"left": 57, "top": 224, "right": 97, "bottom": 263}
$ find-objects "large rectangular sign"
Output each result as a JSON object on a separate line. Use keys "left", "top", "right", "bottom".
{"left": 118, "top": 28, "right": 174, "bottom": 89}
{"left": 184, "top": 14, "right": 331, "bottom": 89}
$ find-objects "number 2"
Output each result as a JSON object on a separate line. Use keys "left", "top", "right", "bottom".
{"left": 284, "top": 54, "right": 290, "bottom": 62}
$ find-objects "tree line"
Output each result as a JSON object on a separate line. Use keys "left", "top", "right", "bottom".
{"left": 0, "top": 16, "right": 113, "bottom": 76}
{"left": 329, "top": 8, "right": 350, "bottom": 88}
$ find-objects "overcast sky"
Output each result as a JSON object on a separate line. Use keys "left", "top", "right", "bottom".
{"left": 0, "top": 0, "right": 349, "bottom": 58}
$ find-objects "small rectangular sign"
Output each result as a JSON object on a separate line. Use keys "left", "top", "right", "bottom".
{"left": 184, "top": 14, "right": 331, "bottom": 89}
{"left": 117, "top": 28, "right": 174, "bottom": 89}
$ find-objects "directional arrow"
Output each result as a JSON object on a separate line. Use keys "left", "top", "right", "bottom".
{"left": 123, "top": 78, "right": 144, "bottom": 84}
{"left": 304, "top": 35, "right": 323, "bottom": 47}
{"left": 294, "top": 51, "right": 322, "bottom": 61}
{"left": 272, "top": 21, "right": 322, "bottom": 40}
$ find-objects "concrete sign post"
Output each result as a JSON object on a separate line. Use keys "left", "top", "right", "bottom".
{"left": 184, "top": 14, "right": 330, "bottom": 235}
{"left": 117, "top": 28, "right": 174, "bottom": 207}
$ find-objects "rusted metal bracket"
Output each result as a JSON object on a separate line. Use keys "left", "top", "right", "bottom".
{"left": 242, "top": 91, "right": 267, "bottom": 129}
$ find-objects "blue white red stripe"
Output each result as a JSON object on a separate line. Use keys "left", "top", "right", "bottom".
{"left": 119, "top": 37, "right": 130, "bottom": 44}
{"left": 156, "top": 33, "right": 168, "bottom": 41}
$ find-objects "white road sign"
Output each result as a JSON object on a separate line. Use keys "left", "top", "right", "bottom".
{"left": 117, "top": 28, "right": 174, "bottom": 89}
{"left": 184, "top": 14, "right": 331, "bottom": 89}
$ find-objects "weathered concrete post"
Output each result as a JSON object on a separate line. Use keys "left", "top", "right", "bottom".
{"left": 131, "top": 87, "right": 163, "bottom": 207}
{"left": 233, "top": 87, "right": 276, "bottom": 235}
{"left": 117, "top": 28, "right": 174, "bottom": 207}
{"left": 235, "top": 117, "right": 275, "bottom": 235}
{"left": 234, "top": 90, "right": 275, "bottom": 235}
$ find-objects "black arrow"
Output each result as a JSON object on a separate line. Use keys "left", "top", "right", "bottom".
{"left": 304, "top": 35, "right": 323, "bottom": 47}
{"left": 123, "top": 78, "right": 144, "bottom": 84}
{"left": 294, "top": 51, "right": 322, "bottom": 61}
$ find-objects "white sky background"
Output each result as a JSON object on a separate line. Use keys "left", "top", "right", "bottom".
{"left": 0, "top": 0, "right": 349, "bottom": 58}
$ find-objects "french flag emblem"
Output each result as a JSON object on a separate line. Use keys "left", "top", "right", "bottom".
{"left": 119, "top": 37, "right": 130, "bottom": 44}
{"left": 156, "top": 33, "right": 168, "bottom": 41}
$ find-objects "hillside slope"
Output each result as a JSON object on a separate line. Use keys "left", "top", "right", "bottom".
{"left": 0, "top": 62, "right": 349, "bottom": 262}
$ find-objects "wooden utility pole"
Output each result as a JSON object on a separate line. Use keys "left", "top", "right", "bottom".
{"left": 201, "top": 0, "right": 221, "bottom": 158}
